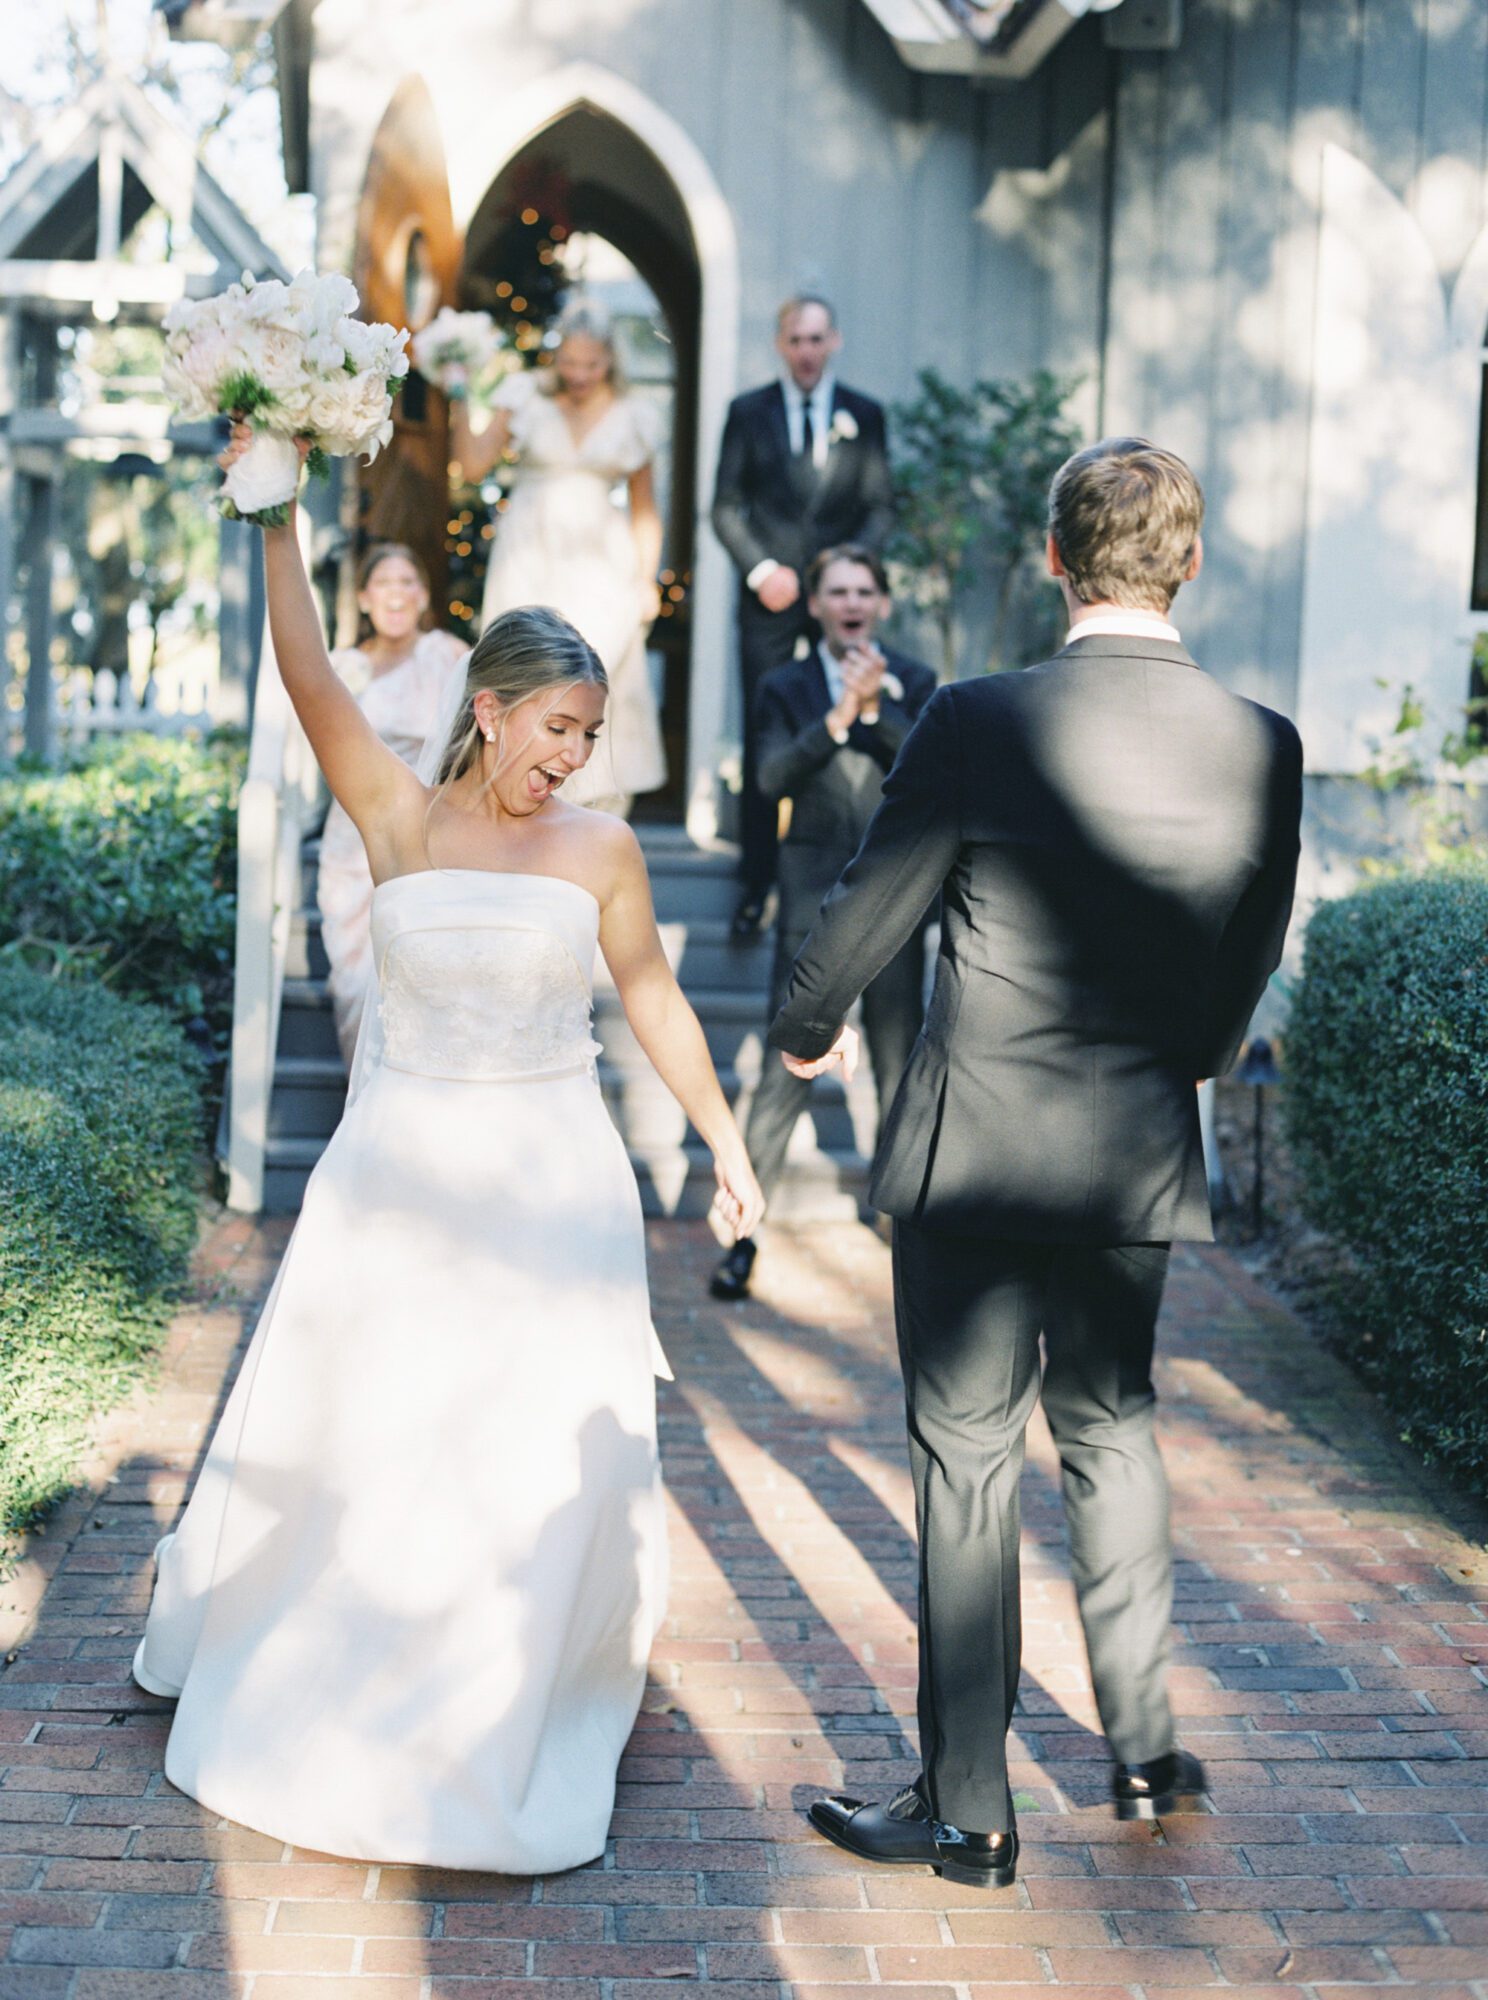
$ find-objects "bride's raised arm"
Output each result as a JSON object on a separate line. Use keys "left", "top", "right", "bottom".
{"left": 447, "top": 398, "right": 513, "bottom": 485}
{"left": 256, "top": 486, "right": 426, "bottom": 867}
{"left": 597, "top": 823, "right": 765, "bottom": 1242}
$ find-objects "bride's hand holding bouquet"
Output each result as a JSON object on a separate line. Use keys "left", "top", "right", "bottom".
{"left": 411, "top": 307, "right": 512, "bottom": 405}
{"left": 163, "top": 270, "right": 411, "bottom": 526}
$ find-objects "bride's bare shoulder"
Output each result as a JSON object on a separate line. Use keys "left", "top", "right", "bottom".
{"left": 562, "top": 807, "right": 646, "bottom": 904}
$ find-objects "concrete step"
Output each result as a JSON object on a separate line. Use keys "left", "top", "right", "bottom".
{"left": 262, "top": 1126, "right": 866, "bottom": 1221}
{"left": 268, "top": 1056, "right": 347, "bottom": 1140}
{"left": 264, "top": 1034, "right": 859, "bottom": 1159}
{"left": 261, "top": 825, "right": 869, "bottom": 1218}
{"left": 278, "top": 977, "right": 340, "bottom": 1061}
{"left": 298, "top": 829, "right": 743, "bottom": 924}
{"left": 598, "top": 1063, "right": 857, "bottom": 1154}
{"left": 285, "top": 909, "right": 328, "bottom": 982}
{"left": 596, "top": 989, "right": 776, "bottom": 1070}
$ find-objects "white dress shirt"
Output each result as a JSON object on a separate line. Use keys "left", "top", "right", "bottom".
{"left": 784, "top": 370, "right": 836, "bottom": 468}
{"left": 1064, "top": 609, "right": 1182, "bottom": 645}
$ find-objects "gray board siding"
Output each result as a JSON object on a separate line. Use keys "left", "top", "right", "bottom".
{"left": 613, "top": 0, "right": 1487, "bottom": 714}
{"left": 308, "top": 0, "right": 1488, "bottom": 716}
{"left": 1098, "top": 0, "right": 1488, "bottom": 716}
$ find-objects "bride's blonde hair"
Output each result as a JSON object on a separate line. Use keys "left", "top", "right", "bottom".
{"left": 431, "top": 606, "right": 607, "bottom": 802}
{"left": 537, "top": 297, "right": 626, "bottom": 396}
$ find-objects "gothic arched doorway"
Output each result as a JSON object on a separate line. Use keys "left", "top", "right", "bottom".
{"left": 459, "top": 106, "right": 702, "bottom": 821}
{"left": 350, "top": 78, "right": 461, "bottom": 632}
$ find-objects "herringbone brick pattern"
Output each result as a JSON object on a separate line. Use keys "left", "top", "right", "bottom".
{"left": 1, "top": 1212, "right": 1484, "bottom": 1997}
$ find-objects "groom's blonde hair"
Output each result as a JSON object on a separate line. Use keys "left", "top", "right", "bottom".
{"left": 1048, "top": 438, "right": 1204, "bottom": 613}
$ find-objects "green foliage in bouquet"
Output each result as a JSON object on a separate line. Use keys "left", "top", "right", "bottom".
{"left": 218, "top": 370, "right": 280, "bottom": 420}
{"left": 1284, "top": 853, "right": 1488, "bottom": 1498}
{"left": 888, "top": 367, "right": 1081, "bottom": 679}
{"left": 0, "top": 736, "right": 243, "bottom": 1094}
{"left": 0, "top": 965, "right": 203, "bottom": 1545}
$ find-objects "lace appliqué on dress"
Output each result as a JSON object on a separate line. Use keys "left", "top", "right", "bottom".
{"left": 378, "top": 926, "right": 601, "bottom": 1081}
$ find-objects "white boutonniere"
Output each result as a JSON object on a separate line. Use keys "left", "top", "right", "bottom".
{"left": 828, "top": 407, "right": 859, "bottom": 445}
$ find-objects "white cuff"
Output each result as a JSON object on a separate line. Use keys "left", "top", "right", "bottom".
{"left": 747, "top": 558, "right": 781, "bottom": 593}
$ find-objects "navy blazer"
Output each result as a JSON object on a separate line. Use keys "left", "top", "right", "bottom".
{"left": 755, "top": 643, "right": 937, "bottom": 926}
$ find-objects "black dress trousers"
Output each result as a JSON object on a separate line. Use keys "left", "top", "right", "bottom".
{"left": 891, "top": 1225, "right": 1177, "bottom": 1833}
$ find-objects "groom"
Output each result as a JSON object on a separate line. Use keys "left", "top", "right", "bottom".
{"left": 768, "top": 438, "right": 1304, "bottom": 1889}
{"left": 711, "top": 295, "right": 894, "bottom": 936}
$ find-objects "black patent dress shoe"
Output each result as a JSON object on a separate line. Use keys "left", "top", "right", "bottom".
{"left": 709, "top": 1237, "right": 757, "bottom": 1301}
{"left": 731, "top": 893, "right": 767, "bottom": 939}
{"left": 1112, "top": 1748, "right": 1207, "bottom": 1821}
{"left": 807, "top": 1785, "right": 1018, "bottom": 1889}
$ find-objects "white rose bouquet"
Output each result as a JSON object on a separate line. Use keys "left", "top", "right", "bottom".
{"left": 410, "top": 307, "right": 511, "bottom": 402}
{"left": 162, "top": 270, "right": 412, "bottom": 527}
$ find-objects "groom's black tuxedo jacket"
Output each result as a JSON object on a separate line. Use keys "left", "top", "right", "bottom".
{"left": 711, "top": 381, "right": 894, "bottom": 581}
{"left": 767, "top": 635, "right": 1304, "bottom": 1243}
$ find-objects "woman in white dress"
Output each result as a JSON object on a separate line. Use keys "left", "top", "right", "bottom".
{"left": 317, "top": 544, "right": 469, "bottom": 1064}
{"left": 449, "top": 303, "right": 666, "bottom": 813}
{"left": 133, "top": 436, "right": 764, "bottom": 1873}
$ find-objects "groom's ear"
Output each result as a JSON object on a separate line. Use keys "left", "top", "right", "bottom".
{"left": 1046, "top": 534, "right": 1067, "bottom": 581}
{"left": 1184, "top": 534, "right": 1204, "bottom": 584}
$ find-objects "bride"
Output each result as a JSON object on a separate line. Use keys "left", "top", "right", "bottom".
{"left": 133, "top": 431, "right": 764, "bottom": 1873}
{"left": 449, "top": 300, "right": 666, "bottom": 814}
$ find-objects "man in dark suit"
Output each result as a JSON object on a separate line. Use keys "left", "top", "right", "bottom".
{"left": 711, "top": 296, "right": 894, "bottom": 937}
{"left": 768, "top": 439, "right": 1304, "bottom": 1890}
{"left": 710, "top": 545, "right": 937, "bottom": 1302}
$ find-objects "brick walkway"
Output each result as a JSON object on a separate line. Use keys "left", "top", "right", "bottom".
{"left": 2, "top": 1213, "right": 1485, "bottom": 1998}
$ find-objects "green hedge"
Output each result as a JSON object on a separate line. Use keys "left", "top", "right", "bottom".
{"left": 0, "top": 734, "right": 242, "bottom": 1061}
{"left": 1284, "top": 854, "right": 1488, "bottom": 1495}
{"left": 0, "top": 965, "right": 204, "bottom": 1541}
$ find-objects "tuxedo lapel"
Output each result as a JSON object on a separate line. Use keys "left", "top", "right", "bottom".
{"left": 809, "top": 386, "right": 855, "bottom": 511}
{"left": 766, "top": 382, "right": 792, "bottom": 464}
{"left": 806, "top": 650, "right": 833, "bottom": 719}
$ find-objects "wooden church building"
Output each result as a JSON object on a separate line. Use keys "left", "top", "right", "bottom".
{"left": 169, "top": 0, "right": 1488, "bottom": 862}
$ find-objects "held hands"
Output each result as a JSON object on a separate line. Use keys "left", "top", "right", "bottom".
{"left": 710, "top": 1146, "right": 766, "bottom": 1243}
{"left": 757, "top": 566, "right": 801, "bottom": 614}
{"left": 781, "top": 1024, "right": 859, "bottom": 1083}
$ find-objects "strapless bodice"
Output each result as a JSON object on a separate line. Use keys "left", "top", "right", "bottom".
{"left": 370, "top": 871, "right": 602, "bottom": 1083}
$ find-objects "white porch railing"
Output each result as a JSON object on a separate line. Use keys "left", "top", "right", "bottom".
{"left": 223, "top": 520, "right": 320, "bottom": 1212}
{"left": 56, "top": 663, "right": 215, "bottom": 743}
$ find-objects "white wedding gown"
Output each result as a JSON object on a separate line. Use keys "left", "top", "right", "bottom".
{"left": 135, "top": 871, "right": 669, "bottom": 1873}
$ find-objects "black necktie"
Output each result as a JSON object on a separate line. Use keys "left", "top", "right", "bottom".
{"left": 799, "top": 400, "right": 815, "bottom": 464}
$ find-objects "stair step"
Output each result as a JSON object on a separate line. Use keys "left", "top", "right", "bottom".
{"left": 285, "top": 910, "right": 329, "bottom": 981}
{"left": 268, "top": 1055, "right": 348, "bottom": 1140}
{"left": 259, "top": 826, "right": 870, "bottom": 1216}
{"left": 261, "top": 1131, "right": 866, "bottom": 1221}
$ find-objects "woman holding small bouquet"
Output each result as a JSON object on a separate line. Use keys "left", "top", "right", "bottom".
{"left": 136, "top": 286, "right": 761, "bottom": 1874}
{"left": 442, "top": 299, "right": 668, "bottom": 814}
{"left": 317, "top": 544, "right": 468, "bottom": 1065}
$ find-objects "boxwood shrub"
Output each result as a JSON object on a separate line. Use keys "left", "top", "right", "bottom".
{"left": 0, "top": 734, "right": 242, "bottom": 1063}
{"left": 0, "top": 965, "right": 203, "bottom": 1542}
{"left": 1284, "top": 853, "right": 1488, "bottom": 1495}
